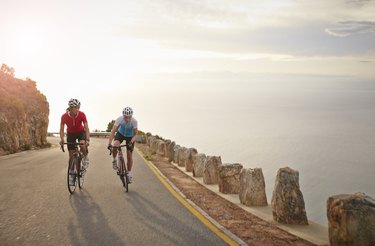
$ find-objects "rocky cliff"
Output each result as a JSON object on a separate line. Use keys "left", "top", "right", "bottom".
{"left": 0, "top": 65, "right": 49, "bottom": 155}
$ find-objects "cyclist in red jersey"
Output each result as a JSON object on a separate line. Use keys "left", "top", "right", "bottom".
{"left": 59, "top": 99, "right": 90, "bottom": 171}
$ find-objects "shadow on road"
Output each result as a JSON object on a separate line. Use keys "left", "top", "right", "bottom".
{"left": 68, "top": 190, "right": 123, "bottom": 245}
{"left": 125, "top": 190, "right": 223, "bottom": 245}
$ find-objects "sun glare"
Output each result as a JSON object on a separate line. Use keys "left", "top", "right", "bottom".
{"left": 10, "top": 26, "right": 45, "bottom": 59}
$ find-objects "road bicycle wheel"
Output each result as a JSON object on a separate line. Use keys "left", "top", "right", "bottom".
{"left": 78, "top": 159, "right": 84, "bottom": 189}
{"left": 67, "top": 156, "right": 78, "bottom": 194}
{"left": 124, "top": 173, "right": 129, "bottom": 192}
{"left": 119, "top": 157, "right": 128, "bottom": 192}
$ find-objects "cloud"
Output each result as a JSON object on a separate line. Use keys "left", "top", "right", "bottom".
{"left": 345, "top": 0, "right": 372, "bottom": 6}
{"left": 325, "top": 21, "right": 375, "bottom": 37}
{"left": 116, "top": 1, "right": 375, "bottom": 57}
{"left": 119, "top": 20, "right": 375, "bottom": 57}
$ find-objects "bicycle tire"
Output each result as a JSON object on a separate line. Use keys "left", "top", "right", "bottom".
{"left": 67, "top": 156, "right": 77, "bottom": 194}
{"left": 119, "top": 157, "right": 128, "bottom": 192}
{"left": 78, "top": 158, "right": 84, "bottom": 189}
{"left": 124, "top": 173, "right": 129, "bottom": 192}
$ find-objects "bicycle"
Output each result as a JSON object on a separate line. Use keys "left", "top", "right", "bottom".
{"left": 108, "top": 144, "right": 130, "bottom": 192}
{"left": 61, "top": 142, "right": 87, "bottom": 194}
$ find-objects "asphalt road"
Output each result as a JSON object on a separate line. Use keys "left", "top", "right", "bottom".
{"left": 0, "top": 137, "right": 228, "bottom": 246}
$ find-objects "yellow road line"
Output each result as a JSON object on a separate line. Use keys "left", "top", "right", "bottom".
{"left": 135, "top": 148, "right": 238, "bottom": 246}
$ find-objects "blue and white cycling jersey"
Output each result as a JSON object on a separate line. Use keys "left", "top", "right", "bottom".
{"left": 114, "top": 116, "right": 138, "bottom": 137}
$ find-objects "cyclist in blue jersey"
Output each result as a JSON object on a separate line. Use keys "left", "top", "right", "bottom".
{"left": 108, "top": 107, "right": 138, "bottom": 183}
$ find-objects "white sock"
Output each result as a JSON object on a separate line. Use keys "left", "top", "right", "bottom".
{"left": 128, "top": 171, "right": 132, "bottom": 175}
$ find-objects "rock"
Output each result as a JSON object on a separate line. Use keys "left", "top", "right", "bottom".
{"left": 178, "top": 147, "right": 188, "bottom": 167}
{"left": 167, "top": 141, "right": 176, "bottom": 162}
{"left": 185, "top": 148, "right": 198, "bottom": 172}
{"left": 136, "top": 134, "right": 146, "bottom": 143}
{"left": 151, "top": 138, "right": 161, "bottom": 153}
{"left": 203, "top": 156, "right": 222, "bottom": 184}
{"left": 146, "top": 135, "right": 151, "bottom": 146}
{"left": 156, "top": 140, "right": 167, "bottom": 156}
{"left": 142, "top": 135, "right": 147, "bottom": 144}
{"left": 239, "top": 168, "right": 268, "bottom": 206}
{"left": 327, "top": 192, "right": 375, "bottom": 246}
{"left": 164, "top": 139, "right": 171, "bottom": 146}
{"left": 173, "top": 145, "right": 181, "bottom": 164}
{"left": 193, "top": 153, "right": 206, "bottom": 177}
{"left": 271, "top": 167, "right": 308, "bottom": 225}
{"left": 147, "top": 136, "right": 157, "bottom": 151}
{"left": 0, "top": 72, "right": 49, "bottom": 154}
{"left": 218, "top": 163, "right": 243, "bottom": 194}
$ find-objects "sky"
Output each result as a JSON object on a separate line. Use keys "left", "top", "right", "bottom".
{"left": 1, "top": 0, "right": 375, "bottom": 132}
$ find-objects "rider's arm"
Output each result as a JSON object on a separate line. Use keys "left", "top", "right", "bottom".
{"left": 84, "top": 122, "right": 90, "bottom": 143}
{"left": 108, "top": 124, "right": 119, "bottom": 145}
{"left": 131, "top": 128, "right": 138, "bottom": 143}
{"left": 59, "top": 122, "right": 65, "bottom": 144}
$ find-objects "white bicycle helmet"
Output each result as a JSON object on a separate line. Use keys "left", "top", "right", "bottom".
{"left": 68, "top": 98, "right": 81, "bottom": 107}
{"left": 122, "top": 107, "right": 133, "bottom": 116}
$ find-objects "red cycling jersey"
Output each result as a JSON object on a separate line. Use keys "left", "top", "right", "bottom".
{"left": 61, "top": 111, "right": 87, "bottom": 133}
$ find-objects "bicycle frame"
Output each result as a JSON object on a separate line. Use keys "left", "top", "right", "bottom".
{"left": 109, "top": 144, "right": 129, "bottom": 191}
{"left": 61, "top": 142, "right": 86, "bottom": 193}
{"left": 62, "top": 142, "right": 84, "bottom": 169}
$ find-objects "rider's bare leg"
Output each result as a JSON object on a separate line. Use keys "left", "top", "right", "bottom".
{"left": 113, "top": 140, "right": 120, "bottom": 159}
{"left": 79, "top": 140, "right": 87, "bottom": 156}
{"left": 68, "top": 150, "right": 74, "bottom": 159}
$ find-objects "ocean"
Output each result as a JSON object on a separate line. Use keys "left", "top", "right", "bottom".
{"left": 126, "top": 72, "right": 375, "bottom": 225}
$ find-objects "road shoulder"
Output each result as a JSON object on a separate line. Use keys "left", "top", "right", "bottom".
{"left": 136, "top": 144, "right": 318, "bottom": 246}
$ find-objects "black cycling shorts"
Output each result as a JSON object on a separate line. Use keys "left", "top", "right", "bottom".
{"left": 114, "top": 132, "right": 134, "bottom": 152}
{"left": 67, "top": 131, "right": 86, "bottom": 150}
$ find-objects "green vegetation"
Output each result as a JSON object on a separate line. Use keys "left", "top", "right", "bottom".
{"left": 0, "top": 64, "right": 48, "bottom": 118}
{"left": 94, "top": 129, "right": 107, "bottom": 132}
{"left": 145, "top": 154, "right": 154, "bottom": 161}
{"left": 22, "top": 143, "right": 32, "bottom": 151}
{"left": 106, "top": 120, "right": 115, "bottom": 132}
{"left": 155, "top": 134, "right": 165, "bottom": 141}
